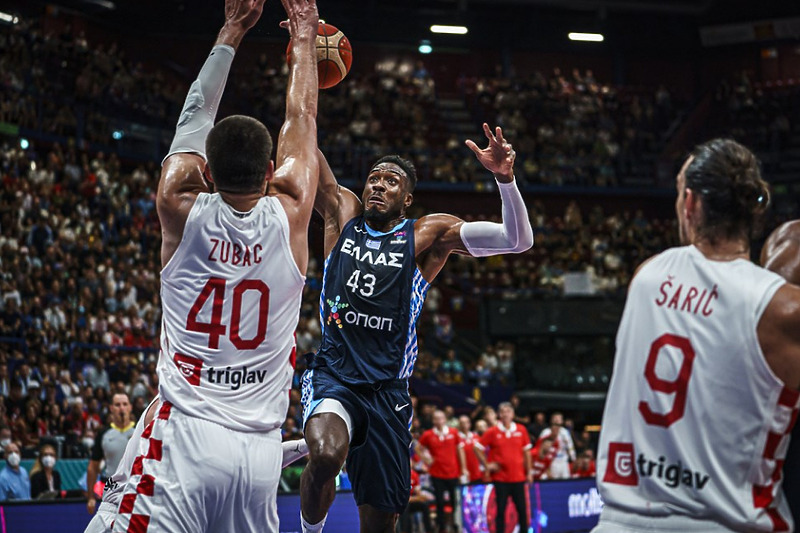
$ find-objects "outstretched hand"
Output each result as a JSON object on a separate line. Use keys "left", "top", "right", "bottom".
{"left": 465, "top": 123, "right": 516, "bottom": 183}
{"left": 224, "top": 0, "right": 267, "bottom": 32}
{"left": 280, "top": 0, "right": 319, "bottom": 40}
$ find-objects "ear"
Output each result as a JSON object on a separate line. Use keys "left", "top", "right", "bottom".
{"left": 404, "top": 192, "right": 413, "bottom": 209}
{"left": 684, "top": 188, "right": 699, "bottom": 221}
{"left": 202, "top": 164, "right": 216, "bottom": 193}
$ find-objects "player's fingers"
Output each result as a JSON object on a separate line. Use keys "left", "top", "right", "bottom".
{"left": 482, "top": 122, "right": 495, "bottom": 143}
{"left": 495, "top": 126, "right": 506, "bottom": 144}
{"left": 465, "top": 139, "right": 481, "bottom": 155}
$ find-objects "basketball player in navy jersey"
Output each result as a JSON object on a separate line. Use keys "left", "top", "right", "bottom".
{"left": 761, "top": 220, "right": 800, "bottom": 527}
{"left": 298, "top": 124, "right": 533, "bottom": 533}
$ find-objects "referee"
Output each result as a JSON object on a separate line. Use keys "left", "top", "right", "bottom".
{"left": 86, "top": 392, "right": 135, "bottom": 515}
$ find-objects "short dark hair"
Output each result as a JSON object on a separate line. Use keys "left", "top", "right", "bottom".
{"left": 371, "top": 155, "right": 417, "bottom": 191}
{"left": 206, "top": 115, "right": 272, "bottom": 193}
{"left": 685, "top": 138, "right": 769, "bottom": 242}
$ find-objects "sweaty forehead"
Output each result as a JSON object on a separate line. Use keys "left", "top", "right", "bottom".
{"left": 369, "top": 163, "right": 407, "bottom": 179}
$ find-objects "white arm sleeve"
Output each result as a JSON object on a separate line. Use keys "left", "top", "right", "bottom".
{"left": 459, "top": 179, "right": 534, "bottom": 257}
{"left": 162, "top": 44, "right": 235, "bottom": 165}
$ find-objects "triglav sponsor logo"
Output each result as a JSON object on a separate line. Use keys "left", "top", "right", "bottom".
{"left": 604, "top": 442, "right": 638, "bottom": 486}
{"left": 567, "top": 487, "right": 604, "bottom": 518}
{"left": 174, "top": 353, "right": 203, "bottom": 386}
{"left": 603, "top": 441, "right": 711, "bottom": 490}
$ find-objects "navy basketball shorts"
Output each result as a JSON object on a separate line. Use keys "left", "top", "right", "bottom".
{"left": 301, "top": 367, "right": 413, "bottom": 513}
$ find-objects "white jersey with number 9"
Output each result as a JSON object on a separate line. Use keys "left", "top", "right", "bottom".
{"left": 157, "top": 193, "right": 304, "bottom": 432}
{"left": 596, "top": 245, "right": 798, "bottom": 532}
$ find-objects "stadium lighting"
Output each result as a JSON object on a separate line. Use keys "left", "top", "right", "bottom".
{"left": 112, "top": 130, "right": 124, "bottom": 140}
{"left": 19, "top": 138, "right": 29, "bottom": 150}
{"left": 0, "top": 11, "right": 18, "bottom": 24}
{"left": 418, "top": 40, "right": 433, "bottom": 54}
{"left": 430, "top": 25, "right": 468, "bottom": 35}
{"left": 569, "top": 32, "right": 604, "bottom": 42}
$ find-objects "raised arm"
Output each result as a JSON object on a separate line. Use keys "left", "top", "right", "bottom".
{"left": 157, "top": 0, "right": 266, "bottom": 267}
{"left": 315, "top": 149, "right": 362, "bottom": 257}
{"left": 415, "top": 124, "right": 534, "bottom": 281}
{"left": 272, "top": 0, "right": 319, "bottom": 211}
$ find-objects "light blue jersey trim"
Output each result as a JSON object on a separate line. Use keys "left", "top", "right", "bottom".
{"left": 319, "top": 252, "right": 333, "bottom": 336}
{"left": 364, "top": 219, "right": 409, "bottom": 237}
{"left": 398, "top": 268, "right": 430, "bottom": 379}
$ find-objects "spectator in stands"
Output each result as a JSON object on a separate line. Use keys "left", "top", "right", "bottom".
{"left": 417, "top": 409, "right": 467, "bottom": 533}
{"left": 528, "top": 411, "right": 546, "bottom": 440}
{"left": 571, "top": 449, "right": 596, "bottom": 479}
{"left": 475, "top": 402, "right": 533, "bottom": 533}
{"left": 537, "top": 412, "right": 576, "bottom": 479}
{"left": 85, "top": 392, "right": 134, "bottom": 515}
{"left": 439, "top": 348, "right": 465, "bottom": 384}
{"left": 0, "top": 441, "right": 30, "bottom": 500}
{"left": 457, "top": 415, "right": 484, "bottom": 483}
{"left": 29, "top": 442, "right": 61, "bottom": 499}
{"left": 530, "top": 436, "right": 556, "bottom": 481}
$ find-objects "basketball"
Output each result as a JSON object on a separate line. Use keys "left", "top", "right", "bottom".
{"left": 286, "top": 21, "right": 352, "bottom": 89}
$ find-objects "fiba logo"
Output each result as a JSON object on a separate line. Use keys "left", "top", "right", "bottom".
{"left": 603, "top": 442, "right": 639, "bottom": 486}
{"left": 174, "top": 353, "right": 203, "bottom": 386}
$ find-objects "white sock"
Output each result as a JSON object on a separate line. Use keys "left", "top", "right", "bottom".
{"left": 301, "top": 511, "right": 327, "bottom": 533}
{"left": 282, "top": 439, "right": 310, "bottom": 468}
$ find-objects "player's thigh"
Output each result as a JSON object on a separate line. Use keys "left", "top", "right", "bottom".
{"left": 84, "top": 509, "right": 114, "bottom": 533}
{"left": 113, "top": 405, "right": 242, "bottom": 533}
{"left": 358, "top": 504, "right": 397, "bottom": 533}
{"left": 215, "top": 430, "right": 282, "bottom": 533}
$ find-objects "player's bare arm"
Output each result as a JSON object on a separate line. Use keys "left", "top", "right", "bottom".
{"left": 157, "top": 0, "right": 266, "bottom": 268}
{"left": 268, "top": 0, "right": 320, "bottom": 273}
{"left": 314, "top": 149, "right": 362, "bottom": 257}
{"left": 761, "top": 220, "right": 800, "bottom": 283}
{"left": 415, "top": 123, "right": 534, "bottom": 281}
{"left": 757, "top": 284, "right": 800, "bottom": 390}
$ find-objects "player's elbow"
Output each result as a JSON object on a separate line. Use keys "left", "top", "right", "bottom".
{"left": 513, "top": 226, "right": 534, "bottom": 253}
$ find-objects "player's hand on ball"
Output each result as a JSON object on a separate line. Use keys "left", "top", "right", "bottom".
{"left": 280, "top": 0, "right": 319, "bottom": 40}
{"left": 225, "top": 0, "right": 267, "bottom": 32}
{"left": 465, "top": 123, "right": 516, "bottom": 183}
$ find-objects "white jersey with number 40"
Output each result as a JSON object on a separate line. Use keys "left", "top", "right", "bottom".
{"left": 597, "top": 245, "right": 798, "bottom": 532}
{"left": 158, "top": 193, "right": 304, "bottom": 432}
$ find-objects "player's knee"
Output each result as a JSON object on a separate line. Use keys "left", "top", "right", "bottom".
{"left": 307, "top": 439, "right": 347, "bottom": 478}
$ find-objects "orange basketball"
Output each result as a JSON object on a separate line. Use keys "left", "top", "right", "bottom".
{"left": 286, "top": 21, "right": 353, "bottom": 90}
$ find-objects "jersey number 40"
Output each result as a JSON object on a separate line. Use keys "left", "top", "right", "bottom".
{"left": 186, "top": 277, "right": 270, "bottom": 350}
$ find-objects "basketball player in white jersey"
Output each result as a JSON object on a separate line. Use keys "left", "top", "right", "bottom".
{"left": 85, "top": 397, "right": 309, "bottom": 532}
{"left": 593, "top": 139, "right": 800, "bottom": 533}
{"left": 110, "top": 0, "right": 320, "bottom": 531}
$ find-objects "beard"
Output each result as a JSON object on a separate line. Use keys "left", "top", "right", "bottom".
{"left": 364, "top": 205, "right": 398, "bottom": 225}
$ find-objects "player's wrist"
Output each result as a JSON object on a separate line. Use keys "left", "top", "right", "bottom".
{"left": 493, "top": 172, "right": 515, "bottom": 184}
{"left": 216, "top": 23, "right": 249, "bottom": 49}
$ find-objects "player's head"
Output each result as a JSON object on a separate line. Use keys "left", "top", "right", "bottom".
{"left": 110, "top": 392, "right": 132, "bottom": 423}
{"left": 205, "top": 115, "right": 274, "bottom": 194}
{"left": 676, "top": 139, "right": 769, "bottom": 246}
{"left": 362, "top": 155, "right": 417, "bottom": 225}
{"left": 458, "top": 414, "right": 472, "bottom": 434}
{"left": 433, "top": 409, "right": 447, "bottom": 429}
{"left": 498, "top": 401, "right": 514, "bottom": 424}
{"left": 761, "top": 220, "right": 800, "bottom": 284}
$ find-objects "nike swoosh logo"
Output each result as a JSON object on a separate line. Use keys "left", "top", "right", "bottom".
{"left": 394, "top": 403, "right": 409, "bottom": 411}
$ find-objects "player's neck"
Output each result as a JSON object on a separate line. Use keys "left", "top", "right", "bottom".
{"left": 364, "top": 215, "right": 405, "bottom": 234}
{"left": 219, "top": 191, "right": 263, "bottom": 213}
{"left": 693, "top": 237, "right": 750, "bottom": 262}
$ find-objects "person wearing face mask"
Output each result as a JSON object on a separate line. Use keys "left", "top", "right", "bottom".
{"left": 30, "top": 443, "right": 61, "bottom": 499}
{"left": 0, "top": 442, "right": 30, "bottom": 501}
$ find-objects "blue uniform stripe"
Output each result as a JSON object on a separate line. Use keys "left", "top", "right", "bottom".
{"left": 318, "top": 252, "right": 333, "bottom": 336}
{"left": 398, "top": 269, "right": 430, "bottom": 379}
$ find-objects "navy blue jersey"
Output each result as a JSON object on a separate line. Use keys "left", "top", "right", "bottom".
{"left": 315, "top": 217, "right": 429, "bottom": 386}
